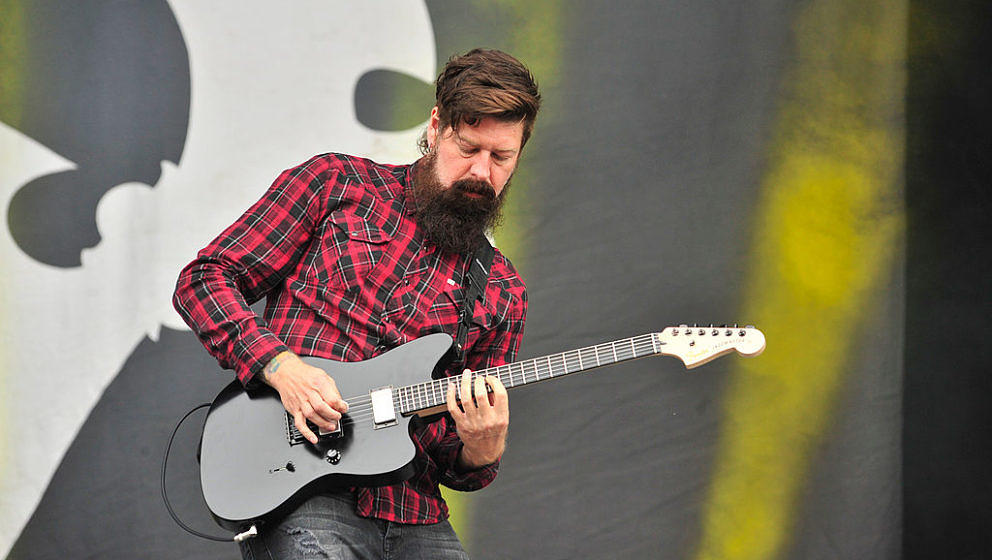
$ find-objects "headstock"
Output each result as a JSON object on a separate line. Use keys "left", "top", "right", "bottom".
{"left": 655, "top": 324, "right": 765, "bottom": 369}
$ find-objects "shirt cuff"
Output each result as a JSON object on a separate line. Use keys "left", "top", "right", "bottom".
{"left": 233, "top": 330, "right": 291, "bottom": 390}
{"left": 440, "top": 442, "right": 501, "bottom": 491}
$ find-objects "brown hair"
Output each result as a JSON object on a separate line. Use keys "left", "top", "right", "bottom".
{"left": 419, "top": 48, "right": 541, "bottom": 154}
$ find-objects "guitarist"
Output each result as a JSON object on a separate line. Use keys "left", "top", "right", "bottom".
{"left": 173, "top": 48, "right": 540, "bottom": 559}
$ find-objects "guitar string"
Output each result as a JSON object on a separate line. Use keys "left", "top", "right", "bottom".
{"left": 305, "top": 338, "right": 662, "bottom": 424}
{"left": 337, "top": 335, "right": 660, "bottom": 406}
{"left": 330, "top": 336, "right": 661, "bottom": 412}
{"left": 300, "top": 329, "right": 745, "bottom": 417}
{"left": 289, "top": 332, "right": 754, "bottom": 434}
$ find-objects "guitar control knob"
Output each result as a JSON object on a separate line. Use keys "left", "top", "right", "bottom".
{"left": 325, "top": 449, "right": 342, "bottom": 464}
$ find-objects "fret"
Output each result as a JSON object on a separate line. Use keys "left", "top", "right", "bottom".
{"left": 611, "top": 342, "right": 618, "bottom": 364}
{"left": 567, "top": 350, "right": 580, "bottom": 375}
{"left": 547, "top": 355, "right": 554, "bottom": 377}
{"left": 629, "top": 337, "right": 637, "bottom": 359}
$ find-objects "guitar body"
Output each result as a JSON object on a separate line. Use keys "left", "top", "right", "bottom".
{"left": 198, "top": 333, "right": 454, "bottom": 531}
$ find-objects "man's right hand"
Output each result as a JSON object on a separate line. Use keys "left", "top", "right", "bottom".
{"left": 261, "top": 351, "right": 349, "bottom": 444}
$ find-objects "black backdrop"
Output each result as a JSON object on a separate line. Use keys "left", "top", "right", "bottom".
{"left": 904, "top": 2, "right": 992, "bottom": 558}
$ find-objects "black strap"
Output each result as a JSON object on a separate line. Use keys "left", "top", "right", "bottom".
{"left": 434, "top": 240, "right": 496, "bottom": 378}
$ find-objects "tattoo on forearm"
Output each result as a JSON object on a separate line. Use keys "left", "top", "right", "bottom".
{"left": 263, "top": 353, "right": 287, "bottom": 382}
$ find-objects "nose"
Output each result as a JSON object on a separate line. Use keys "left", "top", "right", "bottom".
{"left": 467, "top": 152, "right": 491, "bottom": 184}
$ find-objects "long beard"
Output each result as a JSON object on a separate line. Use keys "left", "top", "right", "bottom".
{"left": 411, "top": 153, "right": 508, "bottom": 254}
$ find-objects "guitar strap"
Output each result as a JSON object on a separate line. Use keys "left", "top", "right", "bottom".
{"left": 434, "top": 238, "right": 496, "bottom": 379}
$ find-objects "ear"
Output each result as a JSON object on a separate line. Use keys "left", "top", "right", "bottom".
{"left": 426, "top": 106, "right": 440, "bottom": 150}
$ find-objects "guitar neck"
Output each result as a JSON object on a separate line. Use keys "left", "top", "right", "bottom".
{"left": 396, "top": 333, "right": 664, "bottom": 415}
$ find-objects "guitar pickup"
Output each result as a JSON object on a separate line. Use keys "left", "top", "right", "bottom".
{"left": 370, "top": 387, "right": 397, "bottom": 428}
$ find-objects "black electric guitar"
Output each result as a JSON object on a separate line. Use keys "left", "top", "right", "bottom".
{"left": 199, "top": 325, "right": 765, "bottom": 531}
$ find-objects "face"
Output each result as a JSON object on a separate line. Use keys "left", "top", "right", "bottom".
{"left": 411, "top": 110, "right": 525, "bottom": 254}
{"left": 425, "top": 107, "right": 524, "bottom": 196}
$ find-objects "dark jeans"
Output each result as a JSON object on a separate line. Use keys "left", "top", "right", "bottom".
{"left": 239, "top": 492, "right": 470, "bottom": 560}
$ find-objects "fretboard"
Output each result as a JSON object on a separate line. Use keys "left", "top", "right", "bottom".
{"left": 393, "top": 333, "right": 661, "bottom": 415}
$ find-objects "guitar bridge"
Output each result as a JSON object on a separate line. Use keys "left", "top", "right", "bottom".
{"left": 285, "top": 413, "right": 343, "bottom": 445}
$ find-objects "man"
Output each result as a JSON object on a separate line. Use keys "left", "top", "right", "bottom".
{"left": 173, "top": 48, "right": 540, "bottom": 559}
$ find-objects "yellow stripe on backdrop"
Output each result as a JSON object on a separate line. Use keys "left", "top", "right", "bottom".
{"left": 438, "top": 0, "right": 564, "bottom": 547}
{"left": 0, "top": 0, "right": 27, "bottom": 492}
{"left": 695, "top": 1, "right": 905, "bottom": 559}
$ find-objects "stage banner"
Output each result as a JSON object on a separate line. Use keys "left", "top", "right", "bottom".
{"left": 1, "top": 1, "right": 903, "bottom": 558}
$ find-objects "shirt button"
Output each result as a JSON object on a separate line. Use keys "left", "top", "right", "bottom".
{"left": 381, "top": 313, "right": 390, "bottom": 323}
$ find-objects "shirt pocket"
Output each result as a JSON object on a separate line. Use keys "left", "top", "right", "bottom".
{"left": 313, "top": 210, "right": 393, "bottom": 292}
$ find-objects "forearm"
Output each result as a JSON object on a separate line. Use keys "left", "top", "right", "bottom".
{"left": 456, "top": 437, "right": 504, "bottom": 470}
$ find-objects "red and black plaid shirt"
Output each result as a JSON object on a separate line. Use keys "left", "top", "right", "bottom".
{"left": 173, "top": 153, "right": 526, "bottom": 524}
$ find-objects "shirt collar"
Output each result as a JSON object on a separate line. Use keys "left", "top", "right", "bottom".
{"left": 403, "top": 157, "right": 425, "bottom": 216}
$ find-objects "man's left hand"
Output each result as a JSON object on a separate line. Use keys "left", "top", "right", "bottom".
{"left": 446, "top": 369, "right": 509, "bottom": 469}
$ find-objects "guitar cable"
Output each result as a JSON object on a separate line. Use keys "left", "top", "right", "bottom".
{"left": 160, "top": 402, "right": 242, "bottom": 542}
